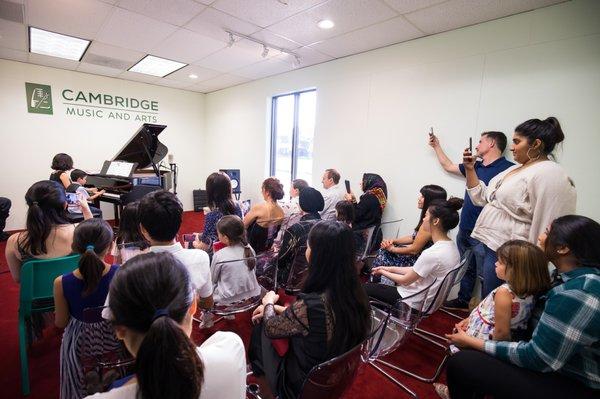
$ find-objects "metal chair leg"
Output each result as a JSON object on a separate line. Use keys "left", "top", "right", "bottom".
{"left": 368, "top": 361, "right": 418, "bottom": 399}
{"left": 440, "top": 307, "right": 465, "bottom": 320}
{"left": 375, "top": 352, "right": 449, "bottom": 383}
{"left": 414, "top": 327, "right": 447, "bottom": 346}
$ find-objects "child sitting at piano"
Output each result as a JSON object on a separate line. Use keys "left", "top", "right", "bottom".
{"left": 68, "top": 169, "right": 104, "bottom": 218}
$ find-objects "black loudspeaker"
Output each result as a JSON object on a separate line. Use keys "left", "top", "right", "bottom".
{"left": 193, "top": 189, "right": 208, "bottom": 212}
{"left": 219, "top": 169, "right": 241, "bottom": 194}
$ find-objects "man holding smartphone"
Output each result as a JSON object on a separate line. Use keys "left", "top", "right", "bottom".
{"left": 429, "top": 131, "right": 513, "bottom": 310}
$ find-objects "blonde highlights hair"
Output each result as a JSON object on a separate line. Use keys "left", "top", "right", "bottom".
{"left": 496, "top": 240, "right": 551, "bottom": 297}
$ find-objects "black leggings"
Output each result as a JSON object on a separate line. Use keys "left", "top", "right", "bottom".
{"left": 447, "top": 349, "right": 598, "bottom": 399}
{"left": 364, "top": 283, "right": 401, "bottom": 305}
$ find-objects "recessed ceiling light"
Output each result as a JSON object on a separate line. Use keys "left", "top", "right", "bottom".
{"left": 189, "top": 74, "right": 198, "bottom": 79}
{"left": 29, "top": 27, "right": 90, "bottom": 61}
{"left": 317, "top": 19, "right": 334, "bottom": 29}
{"left": 129, "top": 55, "right": 187, "bottom": 78}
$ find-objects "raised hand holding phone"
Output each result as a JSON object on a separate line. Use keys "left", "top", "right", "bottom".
{"left": 428, "top": 127, "right": 439, "bottom": 147}
{"left": 463, "top": 147, "right": 476, "bottom": 170}
{"left": 344, "top": 180, "right": 351, "bottom": 194}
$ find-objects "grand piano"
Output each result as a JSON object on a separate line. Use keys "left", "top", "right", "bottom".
{"left": 87, "top": 123, "right": 173, "bottom": 224}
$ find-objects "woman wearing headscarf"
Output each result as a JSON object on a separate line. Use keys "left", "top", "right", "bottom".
{"left": 276, "top": 187, "right": 324, "bottom": 284}
{"left": 345, "top": 173, "right": 388, "bottom": 251}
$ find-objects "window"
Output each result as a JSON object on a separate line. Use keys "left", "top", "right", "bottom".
{"left": 270, "top": 89, "right": 316, "bottom": 194}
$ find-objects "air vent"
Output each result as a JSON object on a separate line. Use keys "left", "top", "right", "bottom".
{"left": 83, "top": 53, "right": 132, "bottom": 70}
{"left": 0, "top": 0, "right": 24, "bottom": 23}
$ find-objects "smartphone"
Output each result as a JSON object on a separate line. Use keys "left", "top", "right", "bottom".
{"left": 468, "top": 137, "right": 473, "bottom": 153}
{"left": 65, "top": 192, "right": 78, "bottom": 205}
{"left": 344, "top": 180, "right": 351, "bottom": 194}
{"left": 182, "top": 234, "right": 197, "bottom": 242}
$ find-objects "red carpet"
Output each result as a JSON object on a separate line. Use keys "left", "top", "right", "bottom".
{"left": 0, "top": 211, "right": 459, "bottom": 398}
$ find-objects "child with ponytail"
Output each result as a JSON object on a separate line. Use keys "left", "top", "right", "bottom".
{"left": 54, "top": 218, "right": 121, "bottom": 399}
{"left": 86, "top": 252, "right": 246, "bottom": 399}
{"left": 211, "top": 215, "right": 261, "bottom": 304}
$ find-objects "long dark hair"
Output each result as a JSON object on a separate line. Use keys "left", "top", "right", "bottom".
{"left": 515, "top": 116, "right": 565, "bottom": 155}
{"left": 115, "top": 201, "right": 148, "bottom": 248}
{"left": 206, "top": 172, "right": 237, "bottom": 215}
{"left": 18, "top": 180, "right": 69, "bottom": 256}
{"left": 216, "top": 215, "right": 255, "bottom": 270}
{"left": 427, "top": 197, "right": 464, "bottom": 231}
{"left": 72, "top": 219, "right": 113, "bottom": 296}
{"left": 545, "top": 215, "right": 600, "bottom": 269}
{"left": 109, "top": 252, "right": 204, "bottom": 399}
{"left": 303, "top": 221, "right": 371, "bottom": 357}
{"left": 416, "top": 185, "right": 447, "bottom": 231}
{"left": 51, "top": 153, "right": 73, "bottom": 171}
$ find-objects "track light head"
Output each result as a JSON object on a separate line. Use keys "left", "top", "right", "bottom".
{"left": 227, "top": 32, "right": 235, "bottom": 47}
{"left": 261, "top": 45, "right": 269, "bottom": 58}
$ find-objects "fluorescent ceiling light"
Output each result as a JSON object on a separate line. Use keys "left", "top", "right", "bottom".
{"left": 317, "top": 19, "right": 334, "bottom": 29}
{"left": 129, "top": 55, "right": 187, "bottom": 78}
{"left": 29, "top": 27, "right": 90, "bottom": 61}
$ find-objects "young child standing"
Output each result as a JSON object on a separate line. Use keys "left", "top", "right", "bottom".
{"left": 53, "top": 219, "right": 122, "bottom": 398}
{"left": 211, "top": 215, "right": 261, "bottom": 304}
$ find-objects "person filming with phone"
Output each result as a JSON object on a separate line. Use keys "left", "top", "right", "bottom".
{"left": 429, "top": 130, "right": 513, "bottom": 310}
{"left": 461, "top": 117, "right": 576, "bottom": 299}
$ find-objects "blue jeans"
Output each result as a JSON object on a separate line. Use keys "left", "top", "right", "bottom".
{"left": 480, "top": 243, "right": 503, "bottom": 298}
{"left": 456, "top": 229, "right": 485, "bottom": 303}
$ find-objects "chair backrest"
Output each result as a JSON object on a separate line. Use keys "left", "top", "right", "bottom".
{"left": 19, "top": 254, "right": 81, "bottom": 317}
{"left": 376, "top": 218, "right": 404, "bottom": 239}
{"left": 423, "top": 255, "right": 471, "bottom": 316}
{"left": 283, "top": 245, "right": 309, "bottom": 295}
{"left": 212, "top": 295, "right": 262, "bottom": 316}
{"left": 452, "top": 249, "right": 473, "bottom": 286}
{"left": 354, "top": 225, "right": 376, "bottom": 261}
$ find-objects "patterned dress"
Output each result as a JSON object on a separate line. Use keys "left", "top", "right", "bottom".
{"left": 372, "top": 231, "right": 432, "bottom": 268}
{"left": 465, "top": 283, "right": 534, "bottom": 340}
{"left": 60, "top": 265, "right": 123, "bottom": 399}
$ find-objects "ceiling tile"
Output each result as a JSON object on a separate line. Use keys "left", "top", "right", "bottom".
{"left": 85, "top": 41, "right": 146, "bottom": 63}
{"left": 151, "top": 29, "right": 226, "bottom": 63}
{"left": 276, "top": 45, "right": 333, "bottom": 67}
{"left": 312, "top": 16, "right": 423, "bottom": 58}
{"left": 28, "top": 52, "right": 80, "bottom": 69}
{"left": 165, "top": 64, "right": 221, "bottom": 82}
{"left": 0, "top": 46, "right": 28, "bottom": 62}
{"left": 194, "top": 39, "right": 269, "bottom": 72}
{"left": 118, "top": 0, "right": 206, "bottom": 26}
{"left": 405, "top": 0, "right": 564, "bottom": 35}
{"left": 196, "top": 73, "right": 249, "bottom": 92}
{"left": 267, "top": 0, "right": 399, "bottom": 46}
{"left": 25, "top": 0, "right": 114, "bottom": 38}
{"left": 184, "top": 7, "right": 260, "bottom": 43}
{"left": 187, "top": 82, "right": 211, "bottom": 92}
{"left": 233, "top": 57, "right": 294, "bottom": 79}
{"left": 96, "top": 8, "right": 178, "bottom": 53}
{"left": 382, "top": 0, "right": 447, "bottom": 14}
{"left": 119, "top": 70, "right": 161, "bottom": 83}
{"left": 194, "top": 0, "right": 217, "bottom": 5}
{"left": 212, "top": 0, "right": 328, "bottom": 28}
{"left": 77, "top": 62, "right": 123, "bottom": 77}
{"left": 250, "top": 29, "right": 302, "bottom": 51}
{"left": 0, "top": 19, "right": 27, "bottom": 51}
{"left": 154, "top": 77, "right": 195, "bottom": 89}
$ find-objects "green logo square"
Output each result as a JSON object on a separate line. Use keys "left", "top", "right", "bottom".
{"left": 25, "top": 82, "right": 53, "bottom": 115}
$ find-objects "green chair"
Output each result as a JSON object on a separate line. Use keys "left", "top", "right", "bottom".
{"left": 18, "top": 254, "right": 80, "bottom": 396}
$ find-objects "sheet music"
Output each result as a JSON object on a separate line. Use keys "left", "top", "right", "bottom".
{"left": 106, "top": 161, "right": 135, "bottom": 177}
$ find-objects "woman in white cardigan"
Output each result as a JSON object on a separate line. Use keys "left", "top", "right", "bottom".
{"left": 463, "top": 117, "right": 576, "bottom": 297}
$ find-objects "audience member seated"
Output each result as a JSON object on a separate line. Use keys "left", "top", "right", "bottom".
{"left": 278, "top": 178, "right": 309, "bottom": 235}
{"left": 86, "top": 252, "right": 247, "bottom": 399}
{"left": 137, "top": 190, "right": 213, "bottom": 311}
{"left": 373, "top": 185, "right": 447, "bottom": 271}
{"left": 211, "top": 215, "right": 261, "bottom": 304}
{"left": 345, "top": 173, "right": 388, "bottom": 250}
{"left": 68, "top": 169, "right": 104, "bottom": 218}
{"left": 444, "top": 215, "right": 600, "bottom": 399}
{"left": 192, "top": 172, "right": 242, "bottom": 251}
{"left": 276, "top": 187, "right": 324, "bottom": 284}
{"left": 364, "top": 198, "right": 462, "bottom": 310}
{"left": 335, "top": 200, "right": 355, "bottom": 227}
{"left": 244, "top": 177, "right": 285, "bottom": 253}
{"left": 249, "top": 221, "right": 371, "bottom": 399}
{"left": 112, "top": 202, "right": 149, "bottom": 264}
{"left": 0, "top": 196, "right": 11, "bottom": 241}
{"left": 319, "top": 168, "right": 346, "bottom": 221}
{"left": 53, "top": 219, "right": 121, "bottom": 399}
{"left": 464, "top": 117, "right": 577, "bottom": 298}
{"left": 6, "top": 180, "right": 92, "bottom": 283}
{"left": 50, "top": 153, "right": 74, "bottom": 190}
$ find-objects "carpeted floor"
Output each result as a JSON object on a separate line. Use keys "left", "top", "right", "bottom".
{"left": 0, "top": 211, "right": 461, "bottom": 398}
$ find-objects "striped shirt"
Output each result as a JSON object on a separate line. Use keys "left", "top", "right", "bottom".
{"left": 484, "top": 267, "right": 600, "bottom": 389}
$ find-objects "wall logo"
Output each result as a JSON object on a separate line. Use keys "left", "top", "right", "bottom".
{"left": 25, "top": 82, "right": 53, "bottom": 115}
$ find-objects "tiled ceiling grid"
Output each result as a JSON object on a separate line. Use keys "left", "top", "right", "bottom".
{"left": 0, "top": 0, "right": 566, "bottom": 93}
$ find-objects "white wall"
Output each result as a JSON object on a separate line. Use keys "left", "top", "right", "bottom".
{"left": 0, "top": 60, "right": 206, "bottom": 230}
{"left": 203, "top": 0, "right": 600, "bottom": 232}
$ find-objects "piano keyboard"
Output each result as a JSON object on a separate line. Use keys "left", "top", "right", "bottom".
{"left": 101, "top": 192, "right": 121, "bottom": 200}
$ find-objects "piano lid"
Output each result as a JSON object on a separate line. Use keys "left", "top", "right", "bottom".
{"left": 112, "top": 123, "right": 168, "bottom": 169}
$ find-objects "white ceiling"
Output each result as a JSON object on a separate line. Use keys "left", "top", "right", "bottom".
{"left": 0, "top": 0, "right": 566, "bottom": 93}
